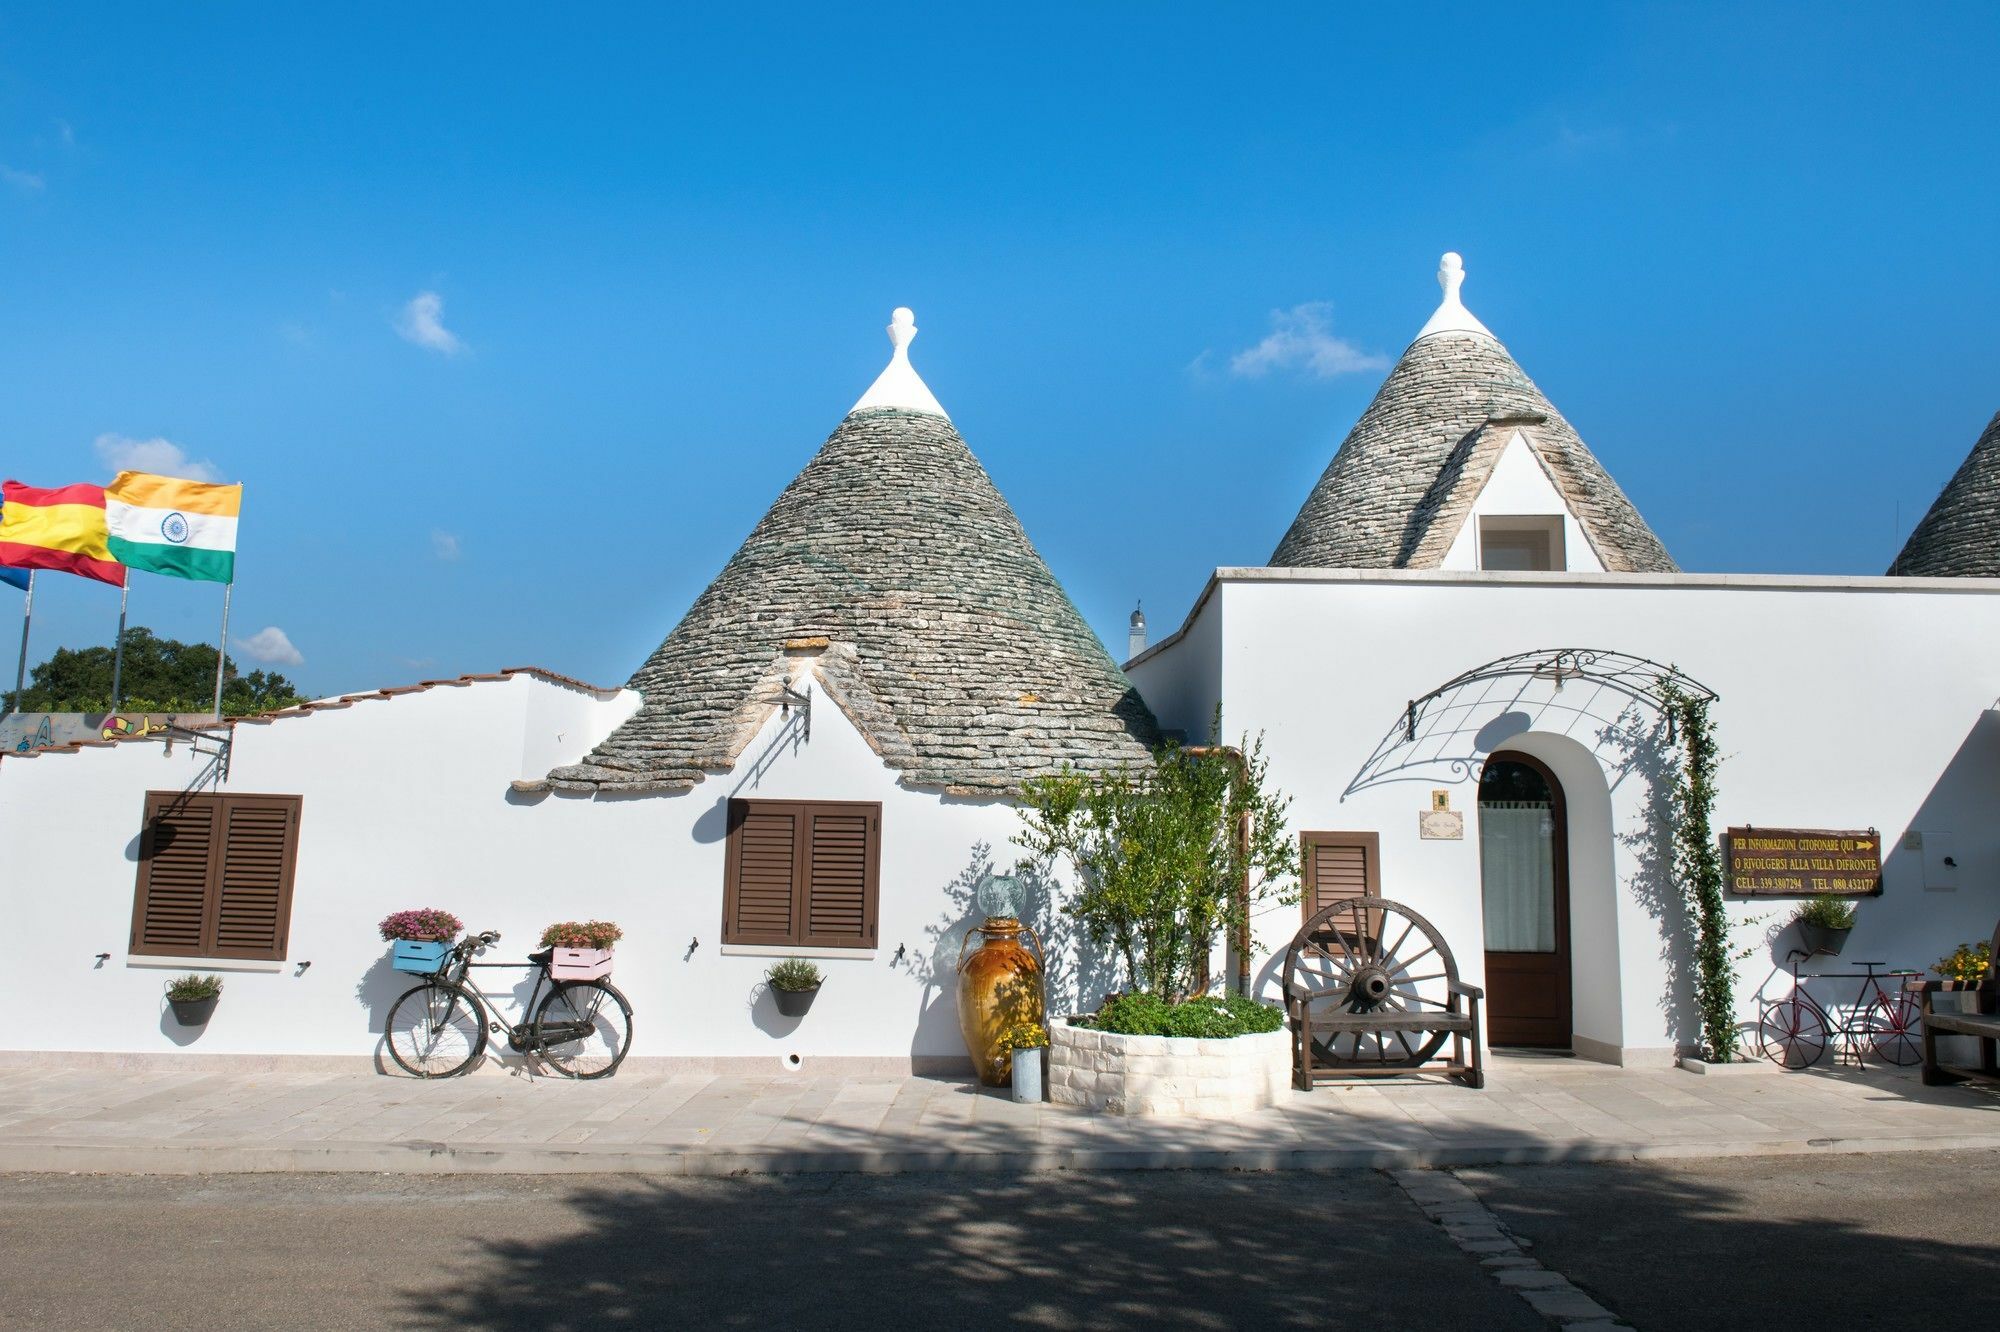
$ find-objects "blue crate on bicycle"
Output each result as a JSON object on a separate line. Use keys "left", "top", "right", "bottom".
{"left": 391, "top": 939, "right": 451, "bottom": 973}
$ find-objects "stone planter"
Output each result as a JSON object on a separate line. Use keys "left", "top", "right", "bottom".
{"left": 1048, "top": 1020, "right": 1290, "bottom": 1118}
{"left": 1677, "top": 1055, "right": 1770, "bottom": 1076}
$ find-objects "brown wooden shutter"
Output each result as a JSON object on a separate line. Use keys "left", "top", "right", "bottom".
{"left": 211, "top": 796, "right": 302, "bottom": 960}
{"left": 1301, "top": 831, "right": 1380, "bottom": 918}
{"left": 130, "top": 792, "right": 302, "bottom": 961}
{"left": 802, "top": 805, "right": 878, "bottom": 948}
{"left": 723, "top": 801, "right": 803, "bottom": 946}
{"left": 131, "top": 793, "right": 221, "bottom": 955}
{"left": 723, "top": 799, "right": 881, "bottom": 949}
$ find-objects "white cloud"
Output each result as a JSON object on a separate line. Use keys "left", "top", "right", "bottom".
{"left": 431, "top": 530, "right": 461, "bottom": 561}
{"left": 396, "top": 290, "right": 465, "bottom": 355}
{"left": 237, "top": 627, "right": 304, "bottom": 668}
{"left": 94, "top": 433, "right": 222, "bottom": 482}
{"left": 1, "top": 164, "right": 45, "bottom": 193}
{"left": 1227, "top": 302, "right": 1387, "bottom": 380}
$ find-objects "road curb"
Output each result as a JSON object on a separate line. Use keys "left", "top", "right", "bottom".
{"left": 5, "top": 1131, "right": 1999, "bottom": 1177}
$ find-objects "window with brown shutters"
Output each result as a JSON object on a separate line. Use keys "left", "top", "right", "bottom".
{"left": 722, "top": 799, "right": 881, "bottom": 949}
{"left": 1301, "top": 831, "right": 1381, "bottom": 918}
{"left": 129, "top": 792, "right": 303, "bottom": 961}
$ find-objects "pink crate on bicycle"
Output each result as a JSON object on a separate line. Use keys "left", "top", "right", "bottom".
{"left": 549, "top": 947, "right": 614, "bottom": 981}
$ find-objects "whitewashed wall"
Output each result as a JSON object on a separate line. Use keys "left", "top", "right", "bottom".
{"left": 1130, "top": 569, "right": 2000, "bottom": 1064}
{"left": 0, "top": 668, "right": 1051, "bottom": 1070}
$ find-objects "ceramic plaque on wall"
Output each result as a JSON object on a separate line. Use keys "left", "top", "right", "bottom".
{"left": 1419, "top": 809, "right": 1464, "bottom": 840}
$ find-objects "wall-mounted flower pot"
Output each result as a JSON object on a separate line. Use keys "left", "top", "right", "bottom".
{"left": 1799, "top": 924, "right": 1851, "bottom": 957}
{"left": 550, "top": 947, "right": 614, "bottom": 981}
{"left": 773, "top": 984, "right": 820, "bottom": 1018}
{"left": 168, "top": 995, "right": 218, "bottom": 1026}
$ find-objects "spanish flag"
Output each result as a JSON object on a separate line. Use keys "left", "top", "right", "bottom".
{"left": 0, "top": 481, "right": 126, "bottom": 586}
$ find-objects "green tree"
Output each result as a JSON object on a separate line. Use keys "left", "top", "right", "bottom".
{"left": 2, "top": 626, "right": 304, "bottom": 716}
{"left": 1016, "top": 724, "right": 1299, "bottom": 1001}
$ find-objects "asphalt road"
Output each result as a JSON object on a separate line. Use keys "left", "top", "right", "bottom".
{"left": 0, "top": 1151, "right": 1993, "bottom": 1330}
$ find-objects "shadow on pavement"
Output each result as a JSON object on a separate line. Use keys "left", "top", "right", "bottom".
{"left": 399, "top": 1170, "right": 1546, "bottom": 1331}
{"left": 1461, "top": 1148, "right": 2000, "bottom": 1331}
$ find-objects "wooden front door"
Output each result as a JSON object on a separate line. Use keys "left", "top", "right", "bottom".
{"left": 1478, "top": 752, "right": 1572, "bottom": 1048}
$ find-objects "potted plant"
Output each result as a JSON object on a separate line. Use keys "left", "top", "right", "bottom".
{"left": 767, "top": 958, "right": 823, "bottom": 1017}
{"left": 1931, "top": 940, "right": 1993, "bottom": 1065}
{"left": 1795, "top": 895, "right": 1856, "bottom": 957}
{"left": 1004, "top": 1023, "right": 1048, "bottom": 1103}
{"left": 165, "top": 973, "right": 223, "bottom": 1026}
{"left": 540, "top": 921, "right": 622, "bottom": 980}
{"left": 380, "top": 908, "right": 464, "bottom": 974}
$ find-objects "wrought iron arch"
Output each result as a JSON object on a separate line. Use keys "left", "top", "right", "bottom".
{"left": 1404, "top": 648, "right": 1717, "bottom": 744}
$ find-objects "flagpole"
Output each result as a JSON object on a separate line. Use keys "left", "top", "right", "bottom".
{"left": 7, "top": 571, "right": 32, "bottom": 718}
{"left": 111, "top": 579, "right": 130, "bottom": 710}
{"left": 212, "top": 580, "right": 233, "bottom": 719}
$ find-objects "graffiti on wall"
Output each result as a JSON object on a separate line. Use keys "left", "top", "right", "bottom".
{"left": 2, "top": 712, "right": 184, "bottom": 754}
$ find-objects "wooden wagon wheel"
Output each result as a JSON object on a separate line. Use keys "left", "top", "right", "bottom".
{"left": 1284, "top": 896, "right": 1464, "bottom": 1071}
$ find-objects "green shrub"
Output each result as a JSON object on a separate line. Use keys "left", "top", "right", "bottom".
{"left": 1796, "top": 895, "right": 1857, "bottom": 930}
{"left": 1087, "top": 991, "right": 1282, "bottom": 1039}
{"left": 165, "top": 974, "right": 223, "bottom": 1002}
{"left": 766, "top": 958, "right": 823, "bottom": 992}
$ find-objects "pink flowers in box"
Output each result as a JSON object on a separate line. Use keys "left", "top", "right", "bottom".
{"left": 378, "top": 909, "right": 464, "bottom": 943}
{"left": 540, "top": 920, "right": 622, "bottom": 981}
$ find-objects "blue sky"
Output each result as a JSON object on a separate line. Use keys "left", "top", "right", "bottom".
{"left": 3, "top": 5, "right": 1997, "bottom": 697}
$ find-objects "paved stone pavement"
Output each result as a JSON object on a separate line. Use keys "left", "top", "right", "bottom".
{"left": 0, "top": 1053, "right": 1994, "bottom": 1175}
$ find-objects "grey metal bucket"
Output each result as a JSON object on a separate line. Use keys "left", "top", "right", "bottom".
{"left": 1010, "top": 1048, "right": 1044, "bottom": 1103}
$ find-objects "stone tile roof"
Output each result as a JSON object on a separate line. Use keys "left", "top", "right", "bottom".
{"left": 1888, "top": 411, "right": 2000, "bottom": 577}
{"left": 546, "top": 407, "right": 1159, "bottom": 796}
{"left": 1268, "top": 328, "right": 1676, "bottom": 573}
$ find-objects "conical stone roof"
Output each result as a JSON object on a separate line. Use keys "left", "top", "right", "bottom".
{"left": 1270, "top": 255, "right": 1675, "bottom": 573}
{"left": 547, "top": 310, "right": 1159, "bottom": 796}
{"left": 1888, "top": 411, "right": 2000, "bottom": 577}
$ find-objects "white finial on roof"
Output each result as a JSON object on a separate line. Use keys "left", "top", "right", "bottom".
{"left": 849, "top": 306, "right": 949, "bottom": 419}
{"left": 1413, "top": 251, "right": 1496, "bottom": 342}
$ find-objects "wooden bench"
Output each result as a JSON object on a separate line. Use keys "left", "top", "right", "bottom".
{"left": 1282, "top": 896, "right": 1486, "bottom": 1091}
{"left": 1906, "top": 918, "right": 1999, "bottom": 1088}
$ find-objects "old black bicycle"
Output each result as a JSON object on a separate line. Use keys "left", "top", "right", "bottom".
{"left": 384, "top": 930, "right": 634, "bottom": 1079}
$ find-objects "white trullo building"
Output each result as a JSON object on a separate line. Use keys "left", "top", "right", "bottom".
{"left": 1129, "top": 254, "right": 2000, "bottom": 1063}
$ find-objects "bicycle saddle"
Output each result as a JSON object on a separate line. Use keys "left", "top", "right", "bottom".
{"left": 529, "top": 947, "right": 554, "bottom": 965}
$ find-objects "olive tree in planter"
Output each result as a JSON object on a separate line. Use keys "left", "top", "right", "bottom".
{"left": 1015, "top": 729, "right": 1299, "bottom": 1116}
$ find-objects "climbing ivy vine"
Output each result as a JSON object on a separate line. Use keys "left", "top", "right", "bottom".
{"left": 1658, "top": 677, "right": 1735, "bottom": 1062}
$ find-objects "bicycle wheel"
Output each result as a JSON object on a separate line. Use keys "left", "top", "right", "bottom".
{"left": 1757, "top": 996, "right": 1827, "bottom": 1070}
{"left": 385, "top": 981, "right": 488, "bottom": 1078}
{"left": 533, "top": 979, "right": 633, "bottom": 1079}
{"left": 1867, "top": 990, "right": 1925, "bottom": 1066}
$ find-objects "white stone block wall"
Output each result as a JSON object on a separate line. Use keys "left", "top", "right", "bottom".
{"left": 1048, "top": 1021, "right": 1291, "bottom": 1117}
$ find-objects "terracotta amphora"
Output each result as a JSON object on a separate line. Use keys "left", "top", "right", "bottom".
{"left": 956, "top": 916, "right": 1046, "bottom": 1085}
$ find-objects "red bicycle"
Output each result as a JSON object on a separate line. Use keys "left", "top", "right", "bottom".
{"left": 1757, "top": 951, "right": 1923, "bottom": 1070}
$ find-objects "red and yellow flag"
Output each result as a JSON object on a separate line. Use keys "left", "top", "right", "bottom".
{"left": 0, "top": 481, "right": 127, "bottom": 586}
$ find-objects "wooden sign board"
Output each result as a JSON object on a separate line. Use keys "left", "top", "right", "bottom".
{"left": 1723, "top": 827, "right": 1881, "bottom": 897}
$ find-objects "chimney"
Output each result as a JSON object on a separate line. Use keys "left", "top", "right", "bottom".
{"left": 1126, "top": 602, "right": 1147, "bottom": 661}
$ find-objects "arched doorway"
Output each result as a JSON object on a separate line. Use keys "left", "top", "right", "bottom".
{"left": 1479, "top": 751, "right": 1572, "bottom": 1047}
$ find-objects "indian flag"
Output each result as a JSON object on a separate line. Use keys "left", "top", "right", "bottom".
{"left": 105, "top": 471, "right": 242, "bottom": 584}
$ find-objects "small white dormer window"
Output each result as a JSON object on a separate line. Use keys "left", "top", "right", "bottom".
{"left": 1479, "top": 516, "right": 1565, "bottom": 572}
